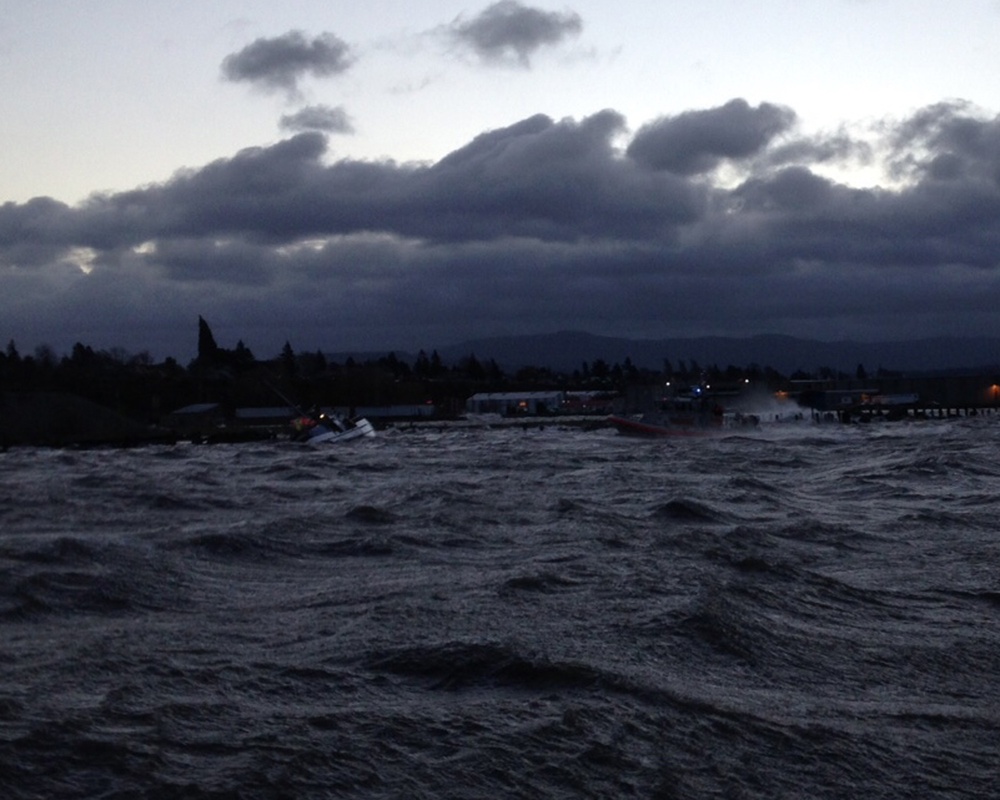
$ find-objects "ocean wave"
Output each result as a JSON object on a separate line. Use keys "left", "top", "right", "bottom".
{"left": 649, "top": 497, "right": 725, "bottom": 523}
{"left": 367, "top": 640, "right": 612, "bottom": 693}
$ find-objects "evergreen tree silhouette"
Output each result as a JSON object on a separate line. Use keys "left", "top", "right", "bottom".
{"left": 281, "top": 341, "right": 297, "bottom": 379}
{"left": 197, "top": 316, "right": 220, "bottom": 364}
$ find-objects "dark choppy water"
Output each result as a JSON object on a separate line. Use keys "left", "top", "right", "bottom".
{"left": 2, "top": 419, "right": 999, "bottom": 798}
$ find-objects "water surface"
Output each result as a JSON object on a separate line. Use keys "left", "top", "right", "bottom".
{"left": 2, "top": 420, "right": 998, "bottom": 798}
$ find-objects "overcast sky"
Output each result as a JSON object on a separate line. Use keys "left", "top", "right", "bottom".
{"left": 3, "top": 0, "right": 1000, "bottom": 361}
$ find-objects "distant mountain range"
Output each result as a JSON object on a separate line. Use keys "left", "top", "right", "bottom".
{"left": 332, "top": 331, "right": 1000, "bottom": 376}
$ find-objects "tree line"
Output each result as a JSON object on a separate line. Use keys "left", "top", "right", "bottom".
{"left": 1, "top": 316, "right": 803, "bottom": 423}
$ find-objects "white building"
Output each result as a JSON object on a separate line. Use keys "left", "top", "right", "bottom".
{"left": 465, "top": 391, "right": 565, "bottom": 415}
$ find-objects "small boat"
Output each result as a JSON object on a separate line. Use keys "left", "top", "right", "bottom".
{"left": 607, "top": 410, "right": 722, "bottom": 437}
{"left": 266, "top": 379, "right": 376, "bottom": 447}
{"left": 292, "top": 413, "right": 376, "bottom": 445}
{"left": 608, "top": 406, "right": 760, "bottom": 438}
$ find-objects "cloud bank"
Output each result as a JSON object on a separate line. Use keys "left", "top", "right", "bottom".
{"left": 627, "top": 99, "right": 798, "bottom": 175}
{"left": 3, "top": 98, "right": 1000, "bottom": 360}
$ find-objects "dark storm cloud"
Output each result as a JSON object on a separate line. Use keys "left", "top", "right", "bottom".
{"left": 221, "top": 31, "right": 353, "bottom": 95}
{"left": 418, "top": 110, "right": 704, "bottom": 240}
{"left": 765, "top": 130, "right": 872, "bottom": 170}
{"left": 449, "top": 0, "right": 583, "bottom": 66}
{"left": 887, "top": 100, "right": 1000, "bottom": 184}
{"left": 5, "top": 97, "right": 1000, "bottom": 358}
{"left": 627, "top": 99, "right": 797, "bottom": 175}
{"left": 44, "top": 112, "right": 703, "bottom": 248}
{"left": 150, "top": 238, "right": 275, "bottom": 286}
{"left": 0, "top": 196, "right": 75, "bottom": 246}
{"left": 279, "top": 105, "right": 354, "bottom": 134}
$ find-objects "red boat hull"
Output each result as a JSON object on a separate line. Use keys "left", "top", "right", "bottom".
{"left": 607, "top": 415, "right": 719, "bottom": 438}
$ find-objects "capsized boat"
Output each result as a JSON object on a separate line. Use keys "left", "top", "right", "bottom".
{"left": 292, "top": 413, "right": 376, "bottom": 445}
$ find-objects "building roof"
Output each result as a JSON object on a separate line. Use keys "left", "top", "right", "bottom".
{"left": 168, "top": 402, "right": 220, "bottom": 415}
{"left": 467, "top": 391, "right": 564, "bottom": 401}
{"left": 234, "top": 407, "right": 297, "bottom": 420}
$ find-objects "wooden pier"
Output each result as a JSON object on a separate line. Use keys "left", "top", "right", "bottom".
{"left": 793, "top": 373, "right": 1000, "bottom": 422}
